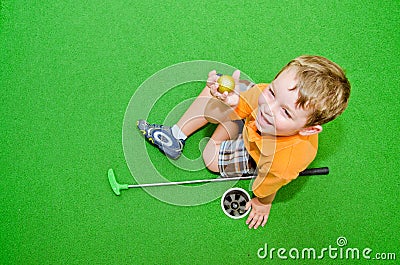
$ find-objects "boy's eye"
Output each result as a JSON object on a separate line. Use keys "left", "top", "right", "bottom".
{"left": 283, "top": 108, "right": 292, "bottom": 119}
{"left": 269, "top": 88, "right": 275, "bottom": 97}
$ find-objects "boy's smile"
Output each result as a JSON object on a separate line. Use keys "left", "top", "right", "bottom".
{"left": 256, "top": 68, "right": 321, "bottom": 137}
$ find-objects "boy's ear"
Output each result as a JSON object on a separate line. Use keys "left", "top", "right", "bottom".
{"left": 299, "top": 125, "right": 323, "bottom": 136}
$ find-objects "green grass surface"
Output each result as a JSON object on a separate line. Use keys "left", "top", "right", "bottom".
{"left": 1, "top": 0, "right": 399, "bottom": 264}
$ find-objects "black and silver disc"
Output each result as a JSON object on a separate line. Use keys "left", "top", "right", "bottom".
{"left": 221, "top": 188, "right": 251, "bottom": 219}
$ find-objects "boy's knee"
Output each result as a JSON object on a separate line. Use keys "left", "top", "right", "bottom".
{"left": 202, "top": 140, "right": 219, "bottom": 173}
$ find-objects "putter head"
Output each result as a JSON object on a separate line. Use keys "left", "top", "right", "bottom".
{"left": 108, "top": 168, "right": 128, "bottom": 196}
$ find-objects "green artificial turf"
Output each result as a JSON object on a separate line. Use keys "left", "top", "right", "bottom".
{"left": 1, "top": 0, "right": 399, "bottom": 264}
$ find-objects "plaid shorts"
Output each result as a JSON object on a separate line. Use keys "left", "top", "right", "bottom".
{"left": 218, "top": 135, "right": 258, "bottom": 178}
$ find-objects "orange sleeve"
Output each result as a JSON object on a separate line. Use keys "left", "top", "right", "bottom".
{"left": 251, "top": 156, "right": 292, "bottom": 198}
{"left": 252, "top": 140, "right": 317, "bottom": 198}
{"left": 252, "top": 171, "right": 291, "bottom": 198}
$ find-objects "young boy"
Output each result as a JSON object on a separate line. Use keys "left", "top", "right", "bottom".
{"left": 137, "top": 55, "right": 351, "bottom": 229}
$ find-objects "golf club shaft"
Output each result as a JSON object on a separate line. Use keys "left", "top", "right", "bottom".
{"left": 127, "top": 175, "right": 255, "bottom": 188}
{"left": 127, "top": 167, "right": 329, "bottom": 188}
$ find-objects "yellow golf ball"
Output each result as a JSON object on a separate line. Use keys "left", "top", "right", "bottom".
{"left": 217, "top": 75, "right": 235, "bottom": 93}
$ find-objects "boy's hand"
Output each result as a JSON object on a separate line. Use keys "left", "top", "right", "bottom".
{"left": 207, "top": 70, "right": 240, "bottom": 107}
{"left": 245, "top": 197, "right": 272, "bottom": 229}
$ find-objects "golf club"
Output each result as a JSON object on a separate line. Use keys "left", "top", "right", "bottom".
{"left": 108, "top": 167, "right": 329, "bottom": 195}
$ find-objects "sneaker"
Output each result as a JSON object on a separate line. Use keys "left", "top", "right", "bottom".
{"left": 137, "top": 120, "right": 185, "bottom": 159}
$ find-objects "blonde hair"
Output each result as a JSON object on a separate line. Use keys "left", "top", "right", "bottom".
{"left": 276, "top": 55, "right": 351, "bottom": 127}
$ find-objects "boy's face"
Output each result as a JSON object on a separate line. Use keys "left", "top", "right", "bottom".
{"left": 256, "top": 68, "right": 321, "bottom": 137}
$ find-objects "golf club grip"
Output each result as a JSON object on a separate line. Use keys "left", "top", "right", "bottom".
{"left": 299, "top": 167, "right": 329, "bottom": 176}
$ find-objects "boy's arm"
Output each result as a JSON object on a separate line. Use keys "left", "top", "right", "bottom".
{"left": 245, "top": 165, "right": 292, "bottom": 229}
{"left": 245, "top": 192, "right": 276, "bottom": 229}
{"left": 204, "top": 70, "right": 241, "bottom": 124}
{"left": 258, "top": 192, "right": 276, "bottom": 204}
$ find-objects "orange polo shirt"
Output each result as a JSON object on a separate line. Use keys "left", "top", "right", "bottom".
{"left": 231, "top": 84, "right": 318, "bottom": 198}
